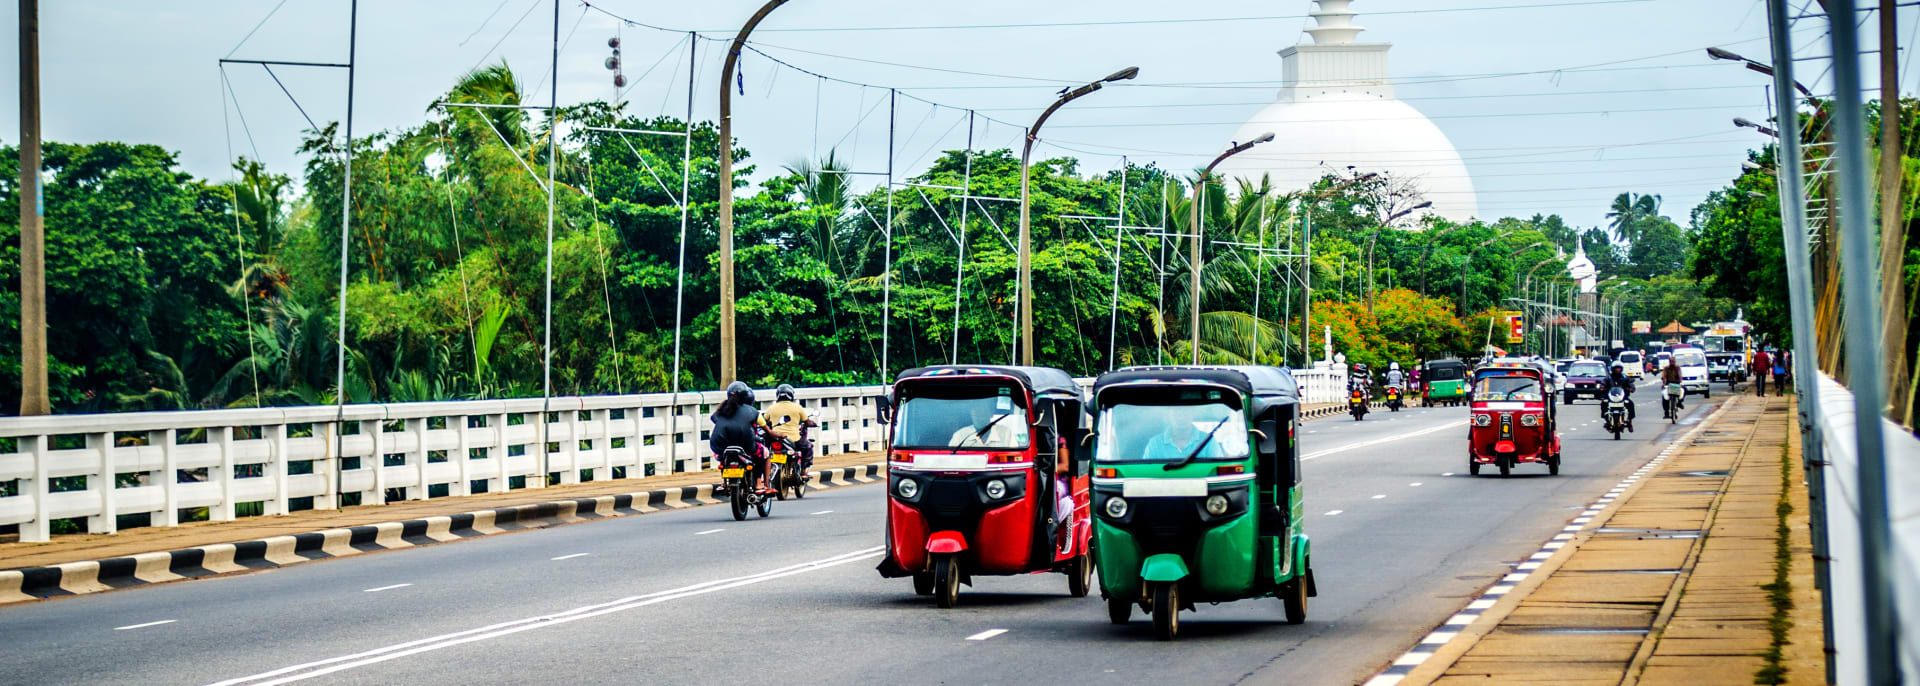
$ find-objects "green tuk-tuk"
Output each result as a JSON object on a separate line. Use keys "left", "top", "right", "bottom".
{"left": 1423, "top": 358, "right": 1470, "bottom": 406}
{"left": 1090, "top": 366, "right": 1315, "bottom": 640}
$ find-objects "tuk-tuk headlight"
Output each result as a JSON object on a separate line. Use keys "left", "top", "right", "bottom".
{"left": 985, "top": 479, "right": 1007, "bottom": 499}
{"left": 1104, "top": 496, "right": 1129, "bottom": 518}
{"left": 1473, "top": 413, "right": 1493, "bottom": 427}
{"left": 896, "top": 478, "right": 919, "bottom": 499}
{"left": 1205, "top": 494, "right": 1230, "bottom": 516}
{"left": 1520, "top": 413, "right": 1542, "bottom": 427}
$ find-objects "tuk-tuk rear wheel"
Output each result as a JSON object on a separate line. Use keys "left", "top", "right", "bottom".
{"left": 912, "top": 572, "right": 935, "bottom": 596}
{"left": 1548, "top": 452, "right": 1561, "bottom": 476}
{"left": 1151, "top": 582, "right": 1179, "bottom": 640}
{"left": 1067, "top": 551, "right": 1092, "bottom": 598}
{"left": 933, "top": 555, "right": 960, "bottom": 609}
{"left": 1282, "top": 575, "right": 1308, "bottom": 625}
{"left": 1106, "top": 596, "right": 1132, "bottom": 625}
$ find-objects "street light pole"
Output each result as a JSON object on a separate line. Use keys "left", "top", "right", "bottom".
{"left": 1189, "top": 133, "right": 1276, "bottom": 364}
{"left": 1018, "top": 66, "right": 1139, "bottom": 366}
{"left": 17, "top": 0, "right": 46, "bottom": 415}
{"left": 716, "top": 0, "right": 792, "bottom": 386}
{"left": 1366, "top": 200, "right": 1432, "bottom": 313}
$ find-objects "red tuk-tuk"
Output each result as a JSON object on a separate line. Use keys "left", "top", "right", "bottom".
{"left": 1468, "top": 359, "right": 1562, "bottom": 477}
{"left": 877, "top": 366, "right": 1094, "bottom": 608}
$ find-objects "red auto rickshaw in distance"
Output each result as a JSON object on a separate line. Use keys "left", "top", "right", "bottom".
{"left": 876, "top": 365, "right": 1094, "bottom": 608}
{"left": 1468, "top": 358, "right": 1562, "bottom": 477}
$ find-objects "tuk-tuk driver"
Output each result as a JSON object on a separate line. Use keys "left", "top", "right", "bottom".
{"left": 1142, "top": 410, "right": 1234, "bottom": 462}
{"left": 949, "top": 400, "right": 1027, "bottom": 448}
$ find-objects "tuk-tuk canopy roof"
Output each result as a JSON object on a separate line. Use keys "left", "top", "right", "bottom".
{"left": 1425, "top": 358, "right": 1468, "bottom": 370}
{"left": 895, "top": 365, "right": 1084, "bottom": 401}
{"left": 1093, "top": 365, "right": 1300, "bottom": 414}
{"left": 1476, "top": 358, "right": 1548, "bottom": 378}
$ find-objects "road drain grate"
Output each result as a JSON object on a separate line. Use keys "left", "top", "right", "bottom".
{"left": 1668, "top": 470, "right": 1731, "bottom": 477}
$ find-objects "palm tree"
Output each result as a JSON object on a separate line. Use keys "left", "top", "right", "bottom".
{"left": 225, "top": 158, "right": 292, "bottom": 301}
{"left": 786, "top": 150, "right": 854, "bottom": 270}
{"left": 1605, "top": 192, "right": 1638, "bottom": 243}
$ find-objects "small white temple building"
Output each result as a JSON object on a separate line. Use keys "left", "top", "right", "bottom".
{"left": 1217, "top": 0, "right": 1481, "bottom": 222}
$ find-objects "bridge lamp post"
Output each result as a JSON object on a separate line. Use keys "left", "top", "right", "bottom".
{"left": 1188, "top": 132, "right": 1276, "bottom": 364}
{"left": 1017, "top": 66, "right": 1139, "bottom": 365}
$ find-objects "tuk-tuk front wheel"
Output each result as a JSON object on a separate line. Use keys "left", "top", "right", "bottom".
{"left": 1282, "top": 575, "right": 1308, "bottom": 625}
{"left": 1498, "top": 456, "right": 1512, "bottom": 478}
{"left": 933, "top": 554, "right": 961, "bottom": 609}
{"left": 1107, "top": 596, "right": 1132, "bottom": 625}
{"left": 1151, "top": 582, "right": 1180, "bottom": 640}
{"left": 1469, "top": 460, "right": 1481, "bottom": 476}
{"left": 1067, "top": 551, "right": 1092, "bottom": 598}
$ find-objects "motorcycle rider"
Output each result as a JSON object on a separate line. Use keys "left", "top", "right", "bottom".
{"left": 1385, "top": 362, "right": 1405, "bottom": 389}
{"left": 710, "top": 381, "right": 773, "bottom": 494}
{"left": 762, "top": 384, "right": 816, "bottom": 479}
{"left": 1350, "top": 363, "right": 1373, "bottom": 393}
{"left": 1660, "top": 360, "right": 1685, "bottom": 418}
{"left": 1603, "top": 362, "right": 1636, "bottom": 431}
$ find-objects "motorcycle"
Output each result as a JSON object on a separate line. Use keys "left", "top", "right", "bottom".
{"left": 770, "top": 427, "right": 811, "bottom": 501}
{"left": 1603, "top": 387, "right": 1631, "bottom": 440}
{"left": 1662, "top": 382, "right": 1685, "bottom": 423}
{"left": 717, "top": 445, "right": 773, "bottom": 521}
{"left": 1349, "top": 387, "right": 1370, "bottom": 421}
{"left": 1384, "top": 384, "right": 1404, "bottom": 412}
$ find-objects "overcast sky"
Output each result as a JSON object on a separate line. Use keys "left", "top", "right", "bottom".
{"left": 4, "top": 0, "right": 1903, "bottom": 231}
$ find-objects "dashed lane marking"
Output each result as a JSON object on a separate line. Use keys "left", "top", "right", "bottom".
{"left": 966, "top": 629, "right": 1009, "bottom": 641}
{"left": 1442, "top": 472, "right": 1455, "bottom": 477}
{"left": 1372, "top": 494, "right": 1387, "bottom": 500}
{"left": 1410, "top": 482, "right": 1423, "bottom": 487}
{"left": 362, "top": 584, "right": 412, "bottom": 593}
{"left": 1324, "top": 510, "right": 1344, "bottom": 516}
{"left": 695, "top": 528, "right": 726, "bottom": 536}
{"left": 810, "top": 510, "right": 834, "bottom": 515}
{"left": 115, "top": 620, "right": 176, "bottom": 631}
{"left": 550, "top": 553, "right": 591, "bottom": 561}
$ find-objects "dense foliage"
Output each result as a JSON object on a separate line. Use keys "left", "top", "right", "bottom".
{"left": 2, "top": 61, "right": 1753, "bottom": 414}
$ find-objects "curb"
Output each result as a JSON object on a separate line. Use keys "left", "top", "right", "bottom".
{"left": 1362, "top": 399, "right": 1735, "bottom": 686}
{"left": 1301, "top": 400, "right": 1398, "bottom": 421}
{"left": 0, "top": 463, "right": 886, "bottom": 605}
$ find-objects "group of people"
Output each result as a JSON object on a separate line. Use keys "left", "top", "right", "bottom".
{"left": 708, "top": 381, "right": 818, "bottom": 494}
{"left": 1750, "top": 347, "right": 1790, "bottom": 397}
{"left": 1347, "top": 361, "right": 1411, "bottom": 393}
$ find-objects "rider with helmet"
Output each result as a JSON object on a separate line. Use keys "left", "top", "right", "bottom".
{"left": 1350, "top": 363, "right": 1373, "bottom": 392}
{"left": 710, "top": 381, "right": 772, "bottom": 493}
{"left": 1604, "top": 362, "right": 1637, "bottom": 430}
{"left": 1385, "top": 362, "right": 1405, "bottom": 389}
{"left": 762, "top": 384, "right": 816, "bottom": 478}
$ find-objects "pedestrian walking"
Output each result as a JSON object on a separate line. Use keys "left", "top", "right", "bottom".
{"left": 1751, "top": 348, "right": 1773, "bottom": 397}
{"left": 1772, "top": 349, "right": 1790, "bottom": 394}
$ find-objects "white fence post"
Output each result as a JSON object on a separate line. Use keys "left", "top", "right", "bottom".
{"left": 23, "top": 434, "right": 50, "bottom": 542}
{"left": 212, "top": 426, "right": 236, "bottom": 522}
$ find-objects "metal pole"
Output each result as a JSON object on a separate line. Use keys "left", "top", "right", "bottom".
{"left": 16, "top": 0, "right": 46, "bottom": 416}
{"left": 882, "top": 89, "right": 894, "bottom": 379}
{"left": 540, "top": 0, "right": 557, "bottom": 484}
{"left": 1879, "top": 0, "right": 1908, "bottom": 422}
{"left": 1252, "top": 195, "right": 1266, "bottom": 362}
{"left": 1763, "top": 4, "right": 1831, "bottom": 679}
{"left": 1827, "top": 2, "right": 1899, "bottom": 682}
{"left": 332, "top": 0, "right": 358, "bottom": 500}
{"left": 669, "top": 32, "right": 695, "bottom": 472}
{"left": 954, "top": 111, "right": 972, "bottom": 366}
{"left": 1158, "top": 177, "right": 1169, "bottom": 366}
{"left": 1189, "top": 179, "right": 1204, "bottom": 364}
{"left": 1108, "top": 157, "right": 1126, "bottom": 370}
{"left": 717, "top": 0, "right": 792, "bottom": 386}
{"left": 1303, "top": 207, "right": 1313, "bottom": 369}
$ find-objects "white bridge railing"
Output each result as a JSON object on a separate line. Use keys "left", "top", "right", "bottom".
{"left": 1811, "top": 373, "right": 1920, "bottom": 683}
{"left": 0, "top": 367, "right": 1343, "bottom": 545}
{"left": 0, "top": 385, "right": 888, "bottom": 543}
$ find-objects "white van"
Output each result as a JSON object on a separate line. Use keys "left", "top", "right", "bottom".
{"left": 1617, "top": 350, "right": 1644, "bottom": 379}
{"left": 1670, "top": 348, "right": 1710, "bottom": 397}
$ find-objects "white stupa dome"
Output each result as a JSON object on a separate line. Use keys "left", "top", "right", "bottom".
{"left": 1217, "top": 0, "right": 1479, "bottom": 223}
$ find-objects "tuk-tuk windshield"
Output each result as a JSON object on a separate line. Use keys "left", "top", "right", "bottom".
{"left": 1474, "top": 375, "right": 1544, "bottom": 402}
{"left": 892, "top": 385, "right": 1030, "bottom": 450}
{"left": 1096, "top": 402, "right": 1249, "bottom": 464}
{"left": 1427, "top": 364, "right": 1464, "bottom": 382}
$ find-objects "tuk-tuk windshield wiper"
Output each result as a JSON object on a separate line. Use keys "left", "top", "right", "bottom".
{"left": 972, "top": 412, "right": 1016, "bottom": 442}
{"left": 1164, "top": 416, "right": 1234, "bottom": 471}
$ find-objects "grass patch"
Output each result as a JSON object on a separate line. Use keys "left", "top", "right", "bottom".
{"left": 1755, "top": 442, "right": 1795, "bottom": 685}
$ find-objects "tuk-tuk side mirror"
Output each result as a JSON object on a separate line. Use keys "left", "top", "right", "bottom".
{"left": 1255, "top": 420, "right": 1279, "bottom": 455}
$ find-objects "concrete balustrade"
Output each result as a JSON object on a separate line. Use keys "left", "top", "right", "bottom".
{"left": 0, "top": 385, "right": 888, "bottom": 543}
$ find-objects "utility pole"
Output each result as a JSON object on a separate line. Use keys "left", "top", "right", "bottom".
{"left": 716, "top": 0, "right": 791, "bottom": 386}
{"left": 1189, "top": 134, "right": 1275, "bottom": 364}
{"left": 17, "top": 0, "right": 47, "bottom": 415}
{"left": 1878, "top": 0, "right": 1908, "bottom": 421}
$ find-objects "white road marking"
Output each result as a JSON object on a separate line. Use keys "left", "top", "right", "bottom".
{"left": 1371, "top": 494, "right": 1387, "bottom": 500}
{"left": 1410, "top": 482, "right": 1423, "bottom": 487}
{"left": 966, "top": 629, "right": 1009, "bottom": 641}
{"left": 1324, "top": 510, "right": 1344, "bottom": 516}
{"left": 114, "top": 620, "right": 176, "bottom": 631}
{"left": 694, "top": 528, "right": 726, "bottom": 536}
{"left": 1303, "top": 421, "right": 1458, "bottom": 461}
{"left": 1442, "top": 472, "right": 1455, "bottom": 477}
{"left": 362, "top": 584, "right": 412, "bottom": 593}
{"left": 550, "top": 553, "right": 591, "bottom": 561}
{"left": 810, "top": 510, "right": 834, "bottom": 515}
{"left": 205, "top": 547, "right": 885, "bottom": 685}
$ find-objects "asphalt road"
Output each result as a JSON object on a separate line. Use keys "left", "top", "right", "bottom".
{"left": 0, "top": 385, "right": 1725, "bottom": 686}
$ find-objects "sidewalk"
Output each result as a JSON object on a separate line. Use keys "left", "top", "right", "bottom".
{"left": 1392, "top": 394, "right": 1823, "bottom": 685}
